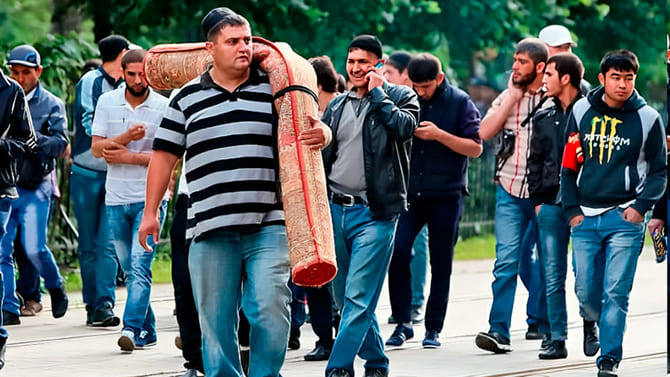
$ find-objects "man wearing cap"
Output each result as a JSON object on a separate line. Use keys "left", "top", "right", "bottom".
{"left": 382, "top": 50, "right": 430, "bottom": 327}
{"left": 0, "top": 45, "right": 70, "bottom": 325}
{"left": 538, "top": 24, "right": 591, "bottom": 94}
{"left": 138, "top": 7, "right": 330, "bottom": 377}
{"left": 316, "top": 35, "right": 419, "bottom": 377}
{"left": 72, "top": 34, "right": 129, "bottom": 327}
{"left": 0, "top": 59, "right": 37, "bottom": 370}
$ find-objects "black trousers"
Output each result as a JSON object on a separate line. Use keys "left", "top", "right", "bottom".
{"left": 171, "top": 194, "right": 203, "bottom": 372}
{"left": 388, "top": 193, "right": 463, "bottom": 332}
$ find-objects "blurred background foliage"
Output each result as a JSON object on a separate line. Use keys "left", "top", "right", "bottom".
{"left": 0, "top": 0, "right": 666, "bottom": 263}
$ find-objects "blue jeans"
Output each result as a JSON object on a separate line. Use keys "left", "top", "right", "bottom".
{"left": 189, "top": 225, "right": 291, "bottom": 377}
{"left": 71, "top": 167, "right": 117, "bottom": 310}
{"left": 410, "top": 225, "right": 428, "bottom": 307}
{"left": 0, "top": 182, "right": 63, "bottom": 315}
{"left": 519, "top": 219, "right": 547, "bottom": 332}
{"left": 327, "top": 202, "right": 397, "bottom": 376}
{"left": 488, "top": 185, "right": 537, "bottom": 340}
{"left": 107, "top": 201, "right": 166, "bottom": 336}
{"left": 571, "top": 208, "right": 645, "bottom": 363}
{"left": 0, "top": 198, "right": 11, "bottom": 341}
{"left": 536, "top": 204, "right": 570, "bottom": 341}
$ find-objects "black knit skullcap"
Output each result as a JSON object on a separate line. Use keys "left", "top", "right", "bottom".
{"left": 202, "top": 7, "right": 236, "bottom": 40}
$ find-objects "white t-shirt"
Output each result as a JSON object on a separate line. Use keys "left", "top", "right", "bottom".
{"left": 92, "top": 87, "right": 169, "bottom": 205}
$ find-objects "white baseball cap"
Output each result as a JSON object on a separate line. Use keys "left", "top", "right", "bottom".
{"left": 538, "top": 25, "right": 576, "bottom": 47}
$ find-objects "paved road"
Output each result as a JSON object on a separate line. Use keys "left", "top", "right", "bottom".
{"left": 2, "top": 246, "right": 666, "bottom": 376}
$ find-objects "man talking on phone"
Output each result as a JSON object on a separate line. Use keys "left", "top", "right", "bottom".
{"left": 312, "top": 35, "right": 419, "bottom": 377}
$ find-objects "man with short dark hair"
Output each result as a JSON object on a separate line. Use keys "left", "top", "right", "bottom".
{"left": 317, "top": 35, "right": 419, "bottom": 377}
{"left": 476, "top": 38, "right": 550, "bottom": 354}
{"left": 0, "top": 63, "right": 37, "bottom": 370}
{"left": 0, "top": 44, "right": 70, "bottom": 324}
{"left": 386, "top": 52, "right": 481, "bottom": 350}
{"left": 72, "top": 34, "right": 130, "bottom": 327}
{"left": 138, "top": 7, "right": 330, "bottom": 377}
{"left": 382, "top": 51, "right": 412, "bottom": 87}
{"left": 528, "top": 52, "right": 584, "bottom": 360}
{"left": 91, "top": 48, "right": 169, "bottom": 352}
{"left": 561, "top": 49, "right": 667, "bottom": 377}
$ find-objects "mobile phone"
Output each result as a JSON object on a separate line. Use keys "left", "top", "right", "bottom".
{"left": 375, "top": 61, "right": 384, "bottom": 69}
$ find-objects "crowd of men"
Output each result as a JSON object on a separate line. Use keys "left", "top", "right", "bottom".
{"left": 0, "top": 7, "right": 667, "bottom": 377}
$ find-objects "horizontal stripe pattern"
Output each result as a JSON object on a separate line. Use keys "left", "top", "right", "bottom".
{"left": 153, "top": 70, "right": 283, "bottom": 240}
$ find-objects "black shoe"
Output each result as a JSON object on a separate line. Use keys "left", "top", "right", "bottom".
{"left": 86, "top": 305, "right": 94, "bottom": 326}
{"left": 364, "top": 368, "right": 388, "bottom": 377}
{"left": 540, "top": 333, "right": 552, "bottom": 350}
{"left": 288, "top": 328, "right": 300, "bottom": 350}
{"left": 525, "top": 323, "right": 543, "bottom": 340}
{"left": 387, "top": 314, "right": 397, "bottom": 324}
{"left": 304, "top": 343, "right": 331, "bottom": 361}
{"left": 475, "top": 331, "right": 511, "bottom": 353}
{"left": 91, "top": 302, "right": 120, "bottom": 327}
{"left": 48, "top": 284, "right": 68, "bottom": 318}
{"left": 2, "top": 310, "right": 20, "bottom": 326}
{"left": 583, "top": 320, "right": 600, "bottom": 357}
{"left": 327, "top": 368, "right": 352, "bottom": 377}
{"left": 0, "top": 336, "right": 6, "bottom": 370}
{"left": 538, "top": 340, "right": 568, "bottom": 359}
{"left": 597, "top": 357, "right": 619, "bottom": 377}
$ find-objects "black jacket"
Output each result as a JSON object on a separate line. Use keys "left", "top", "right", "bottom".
{"left": 322, "top": 82, "right": 419, "bottom": 218}
{"left": 561, "top": 87, "right": 667, "bottom": 219}
{"left": 528, "top": 94, "right": 581, "bottom": 206}
{"left": 410, "top": 80, "right": 481, "bottom": 199}
{"left": 0, "top": 73, "right": 37, "bottom": 199}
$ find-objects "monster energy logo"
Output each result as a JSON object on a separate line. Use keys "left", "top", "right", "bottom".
{"left": 584, "top": 115, "right": 628, "bottom": 164}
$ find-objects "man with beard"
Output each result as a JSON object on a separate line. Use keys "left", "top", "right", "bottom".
{"left": 91, "top": 49, "right": 169, "bottom": 352}
{"left": 475, "top": 38, "right": 550, "bottom": 353}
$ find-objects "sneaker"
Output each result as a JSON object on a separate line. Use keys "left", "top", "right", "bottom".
{"left": 2, "top": 310, "right": 20, "bottom": 326}
{"left": 410, "top": 305, "right": 424, "bottom": 324}
{"left": 422, "top": 330, "right": 441, "bottom": 348}
{"left": 583, "top": 320, "right": 600, "bottom": 357}
{"left": 136, "top": 330, "right": 157, "bottom": 349}
{"left": 597, "top": 357, "right": 619, "bottom": 377}
{"left": 525, "top": 323, "right": 543, "bottom": 340}
{"left": 86, "top": 305, "right": 94, "bottom": 326}
{"left": 92, "top": 302, "right": 120, "bottom": 327}
{"left": 48, "top": 284, "right": 68, "bottom": 318}
{"left": 327, "top": 368, "right": 352, "bottom": 377}
{"left": 304, "top": 343, "right": 331, "bottom": 361}
{"left": 363, "top": 368, "right": 388, "bottom": 377}
{"left": 118, "top": 328, "right": 136, "bottom": 352}
{"left": 385, "top": 324, "right": 413, "bottom": 346}
{"left": 538, "top": 340, "right": 568, "bottom": 359}
{"left": 475, "top": 331, "right": 511, "bottom": 353}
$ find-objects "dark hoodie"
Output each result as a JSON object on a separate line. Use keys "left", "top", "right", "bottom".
{"left": 560, "top": 86, "right": 667, "bottom": 220}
